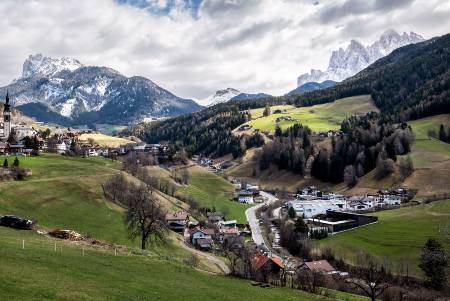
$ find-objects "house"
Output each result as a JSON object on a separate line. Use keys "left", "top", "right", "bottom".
{"left": 165, "top": 211, "right": 189, "bottom": 232}
{"left": 196, "top": 238, "right": 213, "bottom": 250}
{"left": 246, "top": 184, "right": 259, "bottom": 191}
{"left": 9, "top": 143, "right": 25, "bottom": 155}
{"left": 207, "top": 212, "right": 224, "bottom": 223}
{"left": 382, "top": 195, "right": 402, "bottom": 205}
{"left": 189, "top": 227, "right": 215, "bottom": 245}
{"left": 231, "top": 179, "right": 242, "bottom": 190}
{"left": 0, "top": 142, "right": 7, "bottom": 154}
{"left": 251, "top": 252, "right": 285, "bottom": 281}
{"left": 217, "top": 220, "right": 237, "bottom": 229}
{"left": 14, "top": 126, "right": 37, "bottom": 140}
{"left": 238, "top": 124, "right": 252, "bottom": 131}
{"left": 238, "top": 191, "right": 254, "bottom": 204}
{"left": 55, "top": 141, "right": 68, "bottom": 154}
{"left": 300, "top": 260, "right": 335, "bottom": 274}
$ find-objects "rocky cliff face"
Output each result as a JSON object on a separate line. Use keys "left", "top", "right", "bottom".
{"left": 297, "top": 30, "right": 424, "bottom": 86}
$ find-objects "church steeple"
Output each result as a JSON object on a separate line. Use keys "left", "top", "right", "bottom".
{"left": 4, "top": 91, "right": 10, "bottom": 112}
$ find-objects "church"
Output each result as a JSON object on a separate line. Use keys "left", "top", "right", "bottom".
{"left": 0, "top": 92, "right": 12, "bottom": 142}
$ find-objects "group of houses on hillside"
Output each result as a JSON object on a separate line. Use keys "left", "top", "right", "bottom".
{"left": 165, "top": 210, "right": 246, "bottom": 251}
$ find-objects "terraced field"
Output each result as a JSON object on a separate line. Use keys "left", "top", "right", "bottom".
{"left": 242, "top": 95, "right": 378, "bottom": 133}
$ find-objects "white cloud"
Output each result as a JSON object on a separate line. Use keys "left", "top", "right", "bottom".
{"left": 0, "top": 0, "right": 449, "bottom": 99}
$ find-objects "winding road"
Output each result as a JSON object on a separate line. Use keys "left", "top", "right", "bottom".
{"left": 245, "top": 191, "right": 278, "bottom": 246}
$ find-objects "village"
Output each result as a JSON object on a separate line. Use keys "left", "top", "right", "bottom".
{"left": 0, "top": 92, "right": 444, "bottom": 300}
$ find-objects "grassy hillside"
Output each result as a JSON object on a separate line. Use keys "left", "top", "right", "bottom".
{"left": 316, "top": 200, "right": 450, "bottom": 277}
{"left": 177, "top": 165, "right": 251, "bottom": 223}
{"left": 242, "top": 95, "right": 378, "bottom": 133}
{"left": 0, "top": 155, "right": 179, "bottom": 252}
{"left": 79, "top": 133, "right": 135, "bottom": 147}
{"left": 0, "top": 227, "right": 370, "bottom": 301}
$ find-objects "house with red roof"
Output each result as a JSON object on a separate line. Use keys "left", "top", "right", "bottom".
{"left": 300, "top": 260, "right": 335, "bottom": 274}
{"left": 251, "top": 252, "right": 285, "bottom": 282}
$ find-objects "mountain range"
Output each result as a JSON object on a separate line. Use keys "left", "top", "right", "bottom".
{"left": 297, "top": 30, "right": 424, "bottom": 86}
{"left": 0, "top": 54, "right": 202, "bottom": 125}
{"left": 286, "top": 80, "right": 337, "bottom": 96}
{"left": 199, "top": 88, "right": 271, "bottom": 106}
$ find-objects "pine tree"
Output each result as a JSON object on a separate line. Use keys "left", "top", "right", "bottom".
{"left": 3, "top": 159, "right": 8, "bottom": 168}
{"left": 13, "top": 157, "right": 19, "bottom": 167}
{"left": 294, "top": 217, "right": 308, "bottom": 234}
{"left": 439, "top": 124, "right": 446, "bottom": 142}
{"left": 288, "top": 207, "right": 296, "bottom": 218}
{"left": 275, "top": 124, "right": 282, "bottom": 137}
{"left": 419, "top": 238, "right": 448, "bottom": 290}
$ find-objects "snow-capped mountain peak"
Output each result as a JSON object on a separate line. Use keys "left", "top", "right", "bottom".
{"left": 22, "top": 54, "right": 83, "bottom": 78}
{"left": 297, "top": 30, "right": 424, "bottom": 86}
{"left": 2, "top": 54, "right": 201, "bottom": 124}
{"left": 201, "top": 88, "right": 241, "bottom": 106}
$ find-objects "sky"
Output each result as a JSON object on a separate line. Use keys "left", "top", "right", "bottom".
{"left": 0, "top": 0, "right": 449, "bottom": 102}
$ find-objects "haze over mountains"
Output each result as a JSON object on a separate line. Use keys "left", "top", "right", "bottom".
{"left": 297, "top": 30, "right": 424, "bottom": 87}
{"left": 0, "top": 54, "right": 202, "bottom": 125}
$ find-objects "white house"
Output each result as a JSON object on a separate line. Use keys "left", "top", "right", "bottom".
{"left": 238, "top": 191, "right": 254, "bottom": 204}
{"left": 246, "top": 184, "right": 259, "bottom": 191}
{"left": 14, "top": 125, "right": 37, "bottom": 140}
{"left": 382, "top": 195, "right": 402, "bottom": 205}
{"left": 55, "top": 141, "right": 68, "bottom": 154}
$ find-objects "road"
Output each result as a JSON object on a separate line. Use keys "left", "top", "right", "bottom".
{"left": 178, "top": 240, "right": 230, "bottom": 275}
{"left": 245, "top": 191, "right": 278, "bottom": 246}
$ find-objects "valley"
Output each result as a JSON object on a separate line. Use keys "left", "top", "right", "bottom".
{"left": 0, "top": 6, "right": 449, "bottom": 300}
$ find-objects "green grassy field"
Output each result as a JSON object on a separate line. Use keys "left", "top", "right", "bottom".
{"left": 177, "top": 166, "right": 251, "bottom": 223}
{"left": 1, "top": 227, "right": 363, "bottom": 301}
{"left": 316, "top": 200, "right": 450, "bottom": 277}
{"left": 80, "top": 133, "right": 135, "bottom": 148}
{"left": 0, "top": 154, "right": 182, "bottom": 252}
{"left": 408, "top": 114, "right": 450, "bottom": 167}
{"left": 243, "top": 95, "right": 378, "bottom": 133}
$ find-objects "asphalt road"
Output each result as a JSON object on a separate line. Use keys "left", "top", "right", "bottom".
{"left": 245, "top": 191, "right": 278, "bottom": 246}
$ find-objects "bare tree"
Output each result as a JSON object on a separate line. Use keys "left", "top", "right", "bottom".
{"left": 344, "top": 165, "right": 358, "bottom": 187}
{"left": 102, "top": 173, "right": 129, "bottom": 205}
{"left": 124, "top": 183, "right": 168, "bottom": 250}
{"left": 347, "top": 253, "right": 389, "bottom": 301}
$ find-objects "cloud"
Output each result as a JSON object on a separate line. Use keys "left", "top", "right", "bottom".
{"left": 0, "top": 0, "right": 448, "bottom": 100}
{"left": 317, "top": 0, "right": 415, "bottom": 24}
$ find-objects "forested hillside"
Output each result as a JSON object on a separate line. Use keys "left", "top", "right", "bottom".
{"left": 124, "top": 34, "right": 450, "bottom": 164}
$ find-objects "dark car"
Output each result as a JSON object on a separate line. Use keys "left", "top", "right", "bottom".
{"left": 0, "top": 215, "right": 36, "bottom": 230}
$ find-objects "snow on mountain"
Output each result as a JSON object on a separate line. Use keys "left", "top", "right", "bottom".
{"left": 22, "top": 54, "right": 83, "bottom": 78}
{"left": 1, "top": 55, "right": 202, "bottom": 125}
{"left": 297, "top": 30, "right": 424, "bottom": 86}
{"left": 201, "top": 88, "right": 241, "bottom": 106}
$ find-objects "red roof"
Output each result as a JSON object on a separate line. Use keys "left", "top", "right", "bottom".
{"left": 252, "top": 253, "right": 284, "bottom": 270}
{"left": 220, "top": 228, "right": 239, "bottom": 235}
{"left": 303, "top": 260, "right": 335, "bottom": 273}
{"left": 165, "top": 211, "right": 188, "bottom": 221}
{"left": 252, "top": 253, "right": 271, "bottom": 270}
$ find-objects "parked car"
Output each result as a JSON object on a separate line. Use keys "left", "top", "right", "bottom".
{"left": 0, "top": 215, "right": 36, "bottom": 230}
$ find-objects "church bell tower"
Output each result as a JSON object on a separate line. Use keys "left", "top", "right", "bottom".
{"left": 3, "top": 91, "right": 11, "bottom": 139}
